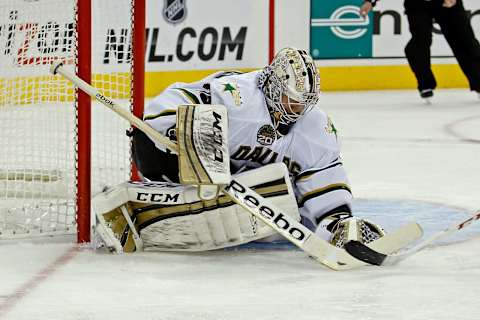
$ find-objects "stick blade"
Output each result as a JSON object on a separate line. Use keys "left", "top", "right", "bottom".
{"left": 344, "top": 240, "right": 387, "bottom": 266}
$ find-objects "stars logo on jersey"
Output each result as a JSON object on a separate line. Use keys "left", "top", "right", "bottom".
{"left": 223, "top": 83, "right": 242, "bottom": 106}
{"left": 325, "top": 116, "right": 338, "bottom": 140}
{"left": 257, "top": 124, "right": 276, "bottom": 146}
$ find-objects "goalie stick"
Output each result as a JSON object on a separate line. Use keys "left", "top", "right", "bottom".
{"left": 50, "top": 61, "right": 422, "bottom": 270}
{"left": 344, "top": 210, "right": 480, "bottom": 266}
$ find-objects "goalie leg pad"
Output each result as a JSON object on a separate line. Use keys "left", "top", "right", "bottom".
{"left": 95, "top": 203, "right": 140, "bottom": 253}
{"left": 93, "top": 163, "right": 299, "bottom": 252}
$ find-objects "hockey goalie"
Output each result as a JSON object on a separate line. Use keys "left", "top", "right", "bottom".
{"left": 93, "top": 47, "right": 386, "bottom": 253}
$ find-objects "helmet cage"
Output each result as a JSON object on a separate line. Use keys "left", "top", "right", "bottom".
{"left": 259, "top": 48, "right": 320, "bottom": 131}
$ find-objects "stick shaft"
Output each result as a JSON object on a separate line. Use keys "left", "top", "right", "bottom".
{"left": 404, "top": 210, "right": 480, "bottom": 254}
{"left": 381, "top": 210, "right": 480, "bottom": 265}
{"left": 51, "top": 62, "right": 178, "bottom": 153}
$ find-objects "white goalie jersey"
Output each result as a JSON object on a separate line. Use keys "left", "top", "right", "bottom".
{"left": 144, "top": 70, "right": 353, "bottom": 233}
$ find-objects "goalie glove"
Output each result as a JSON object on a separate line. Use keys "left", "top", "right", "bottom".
{"left": 315, "top": 212, "right": 386, "bottom": 248}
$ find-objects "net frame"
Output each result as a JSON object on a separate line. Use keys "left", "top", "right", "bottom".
{"left": 76, "top": 0, "right": 145, "bottom": 243}
{"left": 0, "top": 0, "right": 145, "bottom": 243}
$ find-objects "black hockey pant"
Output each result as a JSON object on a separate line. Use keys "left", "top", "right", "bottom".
{"left": 404, "top": 0, "right": 480, "bottom": 92}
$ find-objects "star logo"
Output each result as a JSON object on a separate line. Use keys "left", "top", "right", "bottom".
{"left": 325, "top": 116, "right": 338, "bottom": 139}
{"left": 223, "top": 83, "right": 241, "bottom": 106}
{"left": 223, "top": 83, "right": 235, "bottom": 93}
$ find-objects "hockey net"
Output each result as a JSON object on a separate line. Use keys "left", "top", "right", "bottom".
{"left": 0, "top": 0, "right": 144, "bottom": 241}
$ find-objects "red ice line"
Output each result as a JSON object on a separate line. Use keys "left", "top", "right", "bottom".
{"left": 0, "top": 246, "right": 79, "bottom": 318}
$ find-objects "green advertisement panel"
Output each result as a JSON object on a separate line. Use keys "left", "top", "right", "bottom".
{"left": 310, "top": 0, "right": 373, "bottom": 59}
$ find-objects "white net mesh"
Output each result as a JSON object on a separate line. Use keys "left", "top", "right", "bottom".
{"left": 0, "top": 0, "right": 135, "bottom": 238}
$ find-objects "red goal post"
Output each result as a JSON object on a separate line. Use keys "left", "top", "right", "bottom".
{"left": 0, "top": 0, "right": 145, "bottom": 243}
{"left": 76, "top": 0, "right": 145, "bottom": 243}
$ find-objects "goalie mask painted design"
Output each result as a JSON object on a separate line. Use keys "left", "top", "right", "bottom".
{"left": 258, "top": 47, "right": 320, "bottom": 136}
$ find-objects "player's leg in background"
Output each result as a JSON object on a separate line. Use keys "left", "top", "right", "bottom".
{"left": 130, "top": 128, "right": 180, "bottom": 182}
{"left": 436, "top": 0, "right": 480, "bottom": 93}
{"left": 404, "top": 3, "right": 437, "bottom": 97}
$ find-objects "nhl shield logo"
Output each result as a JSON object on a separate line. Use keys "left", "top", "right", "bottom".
{"left": 163, "top": 0, "right": 187, "bottom": 24}
{"left": 257, "top": 124, "right": 276, "bottom": 146}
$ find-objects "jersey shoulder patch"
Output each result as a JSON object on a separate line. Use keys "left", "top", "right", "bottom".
{"left": 211, "top": 71, "right": 262, "bottom": 110}
{"left": 289, "top": 109, "right": 342, "bottom": 167}
{"left": 296, "top": 109, "right": 339, "bottom": 142}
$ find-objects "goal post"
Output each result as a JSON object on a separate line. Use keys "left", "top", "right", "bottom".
{"left": 0, "top": 0, "right": 145, "bottom": 242}
{"left": 76, "top": 0, "right": 145, "bottom": 243}
{"left": 77, "top": 0, "right": 93, "bottom": 244}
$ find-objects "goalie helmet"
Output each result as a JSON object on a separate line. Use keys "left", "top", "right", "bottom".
{"left": 258, "top": 47, "right": 320, "bottom": 136}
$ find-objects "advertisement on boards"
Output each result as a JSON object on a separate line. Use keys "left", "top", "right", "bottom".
{"left": 311, "top": 0, "right": 480, "bottom": 59}
{"left": 144, "top": 0, "right": 269, "bottom": 71}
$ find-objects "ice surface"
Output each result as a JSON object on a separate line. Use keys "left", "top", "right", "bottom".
{"left": 1, "top": 89, "right": 479, "bottom": 320}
